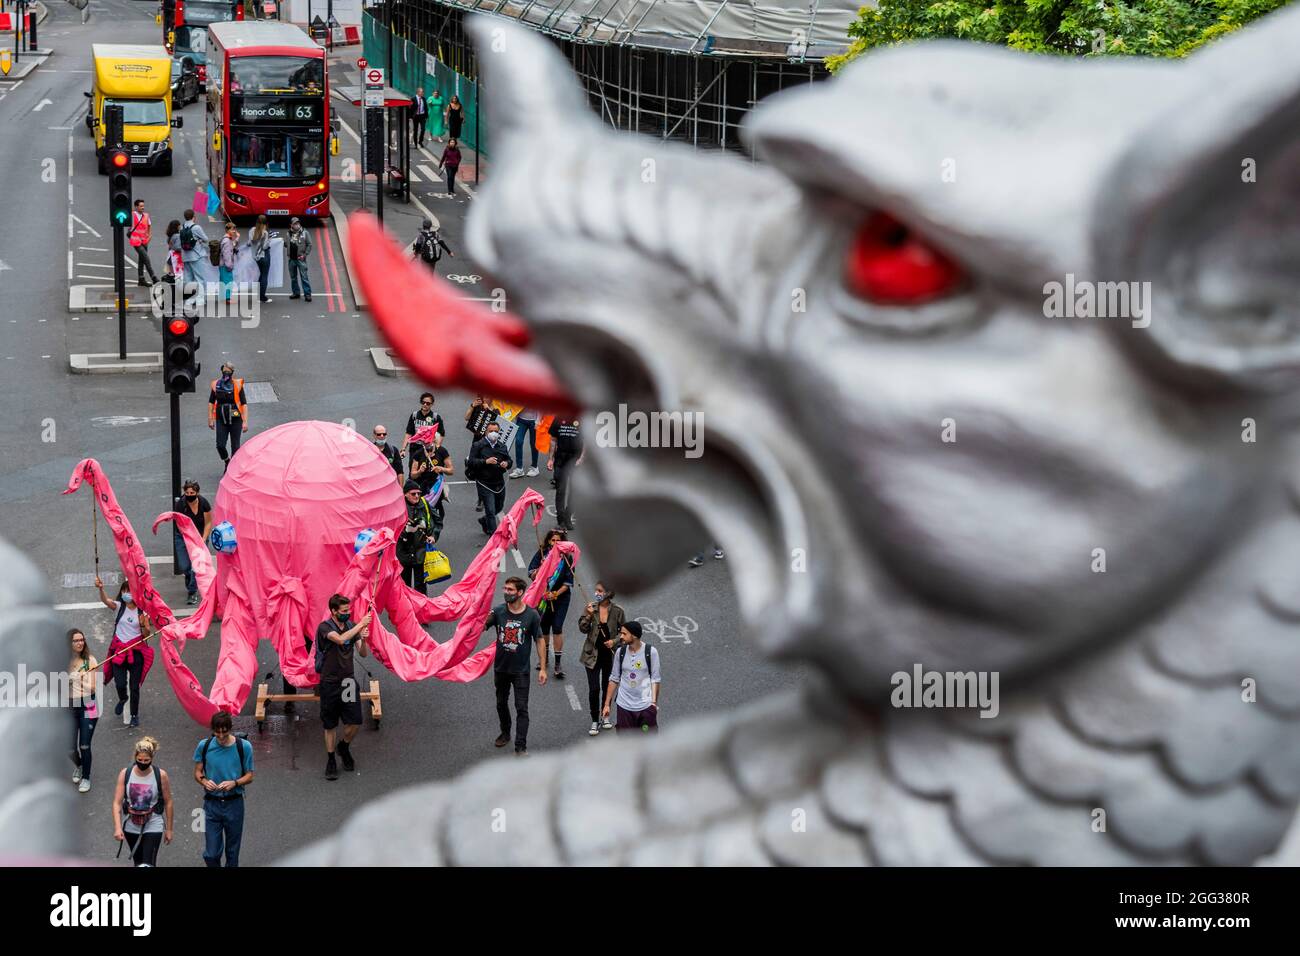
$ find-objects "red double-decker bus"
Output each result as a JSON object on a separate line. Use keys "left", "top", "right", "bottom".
{"left": 163, "top": 0, "right": 243, "bottom": 88}
{"left": 206, "top": 21, "right": 330, "bottom": 220}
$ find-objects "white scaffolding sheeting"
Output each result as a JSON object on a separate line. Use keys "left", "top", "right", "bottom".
{"left": 452, "top": 0, "right": 866, "bottom": 56}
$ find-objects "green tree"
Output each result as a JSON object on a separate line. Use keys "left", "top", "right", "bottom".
{"left": 827, "top": 0, "right": 1291, "bottom": 72}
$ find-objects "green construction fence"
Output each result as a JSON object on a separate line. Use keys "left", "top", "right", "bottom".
{"left": 362, "top": 12, "right": 488, "bottom": 160}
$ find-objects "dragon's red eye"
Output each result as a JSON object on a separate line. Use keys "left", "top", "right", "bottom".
{"left": 845, "top": 212, "right": 964, "bottom": 305}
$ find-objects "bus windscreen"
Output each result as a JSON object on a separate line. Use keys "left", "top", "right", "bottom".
{"left": 229, "top": 56, "right": 324, "bottom": 95}
{"left": 230, "top": 130, "right": 324, "bottom": 181}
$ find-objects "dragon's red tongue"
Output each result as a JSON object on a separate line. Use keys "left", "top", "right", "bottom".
{"left": 349, "top": 212, "right": 580, "bottom": 414}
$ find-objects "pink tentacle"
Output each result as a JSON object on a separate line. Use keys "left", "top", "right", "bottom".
{"left": 267, "top": 576, "right": 318, "bottom": 688}
{"left": 152, "top": 511, "right": 217, "bottom": 597}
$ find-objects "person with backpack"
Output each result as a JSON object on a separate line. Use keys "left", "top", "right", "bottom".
{"left": 437, "top": 138, "right": 462, "bottom": 194}
{"left": 314, "top": 594, "right": 371, "bottom": 781}
{"left": 68, "top": 628, "right": 100, "bottom": 793}
{"left": 193, "top": 710, "right": 255, "bottom": 867}
{"left": 602, "top": 621, "right": 661, "bottom": 734}
{"left": 219, "top": 222, "right": 240, "bottom": 303}
{"left": 468, "top": 420, "right": 512, "bottom": 535}
{"left": 95, "top": 576, "right": 154, "bottom": 728}
{"left": 410, "top": 219, "right": 454, "bottom": 274}
{"left": 113, "top": 736, "right": 173, "bottom": 867}
{"left": 178, "top": 209, "right": 209, "bottom": 285}
{"left": 397, "top": 480, "right": 437, "bottom": 596}
{"left": 164, "top": 218, "right": 183, "bottom": 281}
{"left": 403, "top": 391, "right": 446, "bottom": 474}
{"left": 129, "top": 199, "right": 159, "bottom": 286}
{"left": 286, "top": 217, "right": 313, "bottom": 302}
{"left": 208, "top": 363, "right": 248, "bottom": 471}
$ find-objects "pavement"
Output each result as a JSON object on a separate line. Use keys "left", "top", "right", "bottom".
{"left": 0, "top": 0, "right": 798, "bottom": 866}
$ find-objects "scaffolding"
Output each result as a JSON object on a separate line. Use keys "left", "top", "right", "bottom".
{"left": 383, "top": 0, "right": 849, "bottom": 152}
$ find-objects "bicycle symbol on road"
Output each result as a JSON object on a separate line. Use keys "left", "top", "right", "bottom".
{"left": 445, "top": 274, "right": 481, "bottom": 284}
{"left": 635, "top": 616, "right": 699, "bottom": 645}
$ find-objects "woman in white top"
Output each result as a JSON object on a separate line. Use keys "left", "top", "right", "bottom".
{"left": 112, "top": 736, "right": 173, "bottom": 867}
{"left": 95, "top": 576, "right": 154, "bottom": 728}
{"left": 68, "top": 629, "right": 100, "bottom": 794}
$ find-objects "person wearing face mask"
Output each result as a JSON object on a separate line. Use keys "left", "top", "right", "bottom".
{"left": 372, "top": 426, "right": 404, "bottom": 484}
{"left": 577, "top": 583, "right": 624, "bottom": 735}
{"left": 468, "top": 421, "right": 512, "bottom": 535}
{"left": 208, "top": 364, "right": 248, "bottom": 471}
{"left": 96, "top": 577, "right": 154, "bottom": 728}
{"left": 193, "top": 710, "right": 255, "bottom": 866}
{"left": 315, "top": 595, "right": 371, "bottom": 781}
{"left": 173, "top": 479, "right": 212, "bottom": 606}
{"left": 112, "top": 736, "right": 173, "bottom": 867}
{"left": 483, "top": 578, "right": 545, "bottom": 756}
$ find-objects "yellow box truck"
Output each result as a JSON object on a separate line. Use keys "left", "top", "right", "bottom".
{"left": 85, "top": 44, "right": 183, "bottom": 175}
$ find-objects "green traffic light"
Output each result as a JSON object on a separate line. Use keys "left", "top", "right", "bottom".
{"left": 113, "top": 212, "right": 129, "bottom": 224}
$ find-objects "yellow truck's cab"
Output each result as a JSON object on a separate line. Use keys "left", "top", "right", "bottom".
{"left": 85, "top": 44, "right": 183, "bottom": 175}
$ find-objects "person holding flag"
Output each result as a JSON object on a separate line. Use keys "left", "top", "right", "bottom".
{"left": 528, "top": 528, "right": 575, "bottom": 679}
{"left": 94, "top": 576, "right": 155, "bottom": 729}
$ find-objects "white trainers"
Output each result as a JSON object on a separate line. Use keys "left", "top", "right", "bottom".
{"left": 508, "top": 468, "right": 524, "bottom": 479}
{"left": 526, "top": 467, "right": 539, "bottom": 477}
{"left": 714, "top": 548, "right": 725, "bottom": 559}
{"left": 78, "top": 778, "right": 92, "bottom": 794}
{"left": 72, "top": 767, "right": 83, "bottom": 784}
{"left": 600, "top": 718, "right": 614, "bottom": 730}
{"left": 688, "top": 556, "right": 704, "bottom": 568}
{"left": 588, "top": 721, "right": 600, "bottom": 736}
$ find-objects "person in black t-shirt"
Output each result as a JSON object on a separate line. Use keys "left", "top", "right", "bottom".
{"left": 403, "top": 392, "right": 446, "bottom": 475}
{"left": 409, "top": 429, "right": 453, "bottom": 539}
{"left": 314, "top": 594, "right": 370, "bottom": 781}
{"left": 174, "top": 479, "right": 212, "bottom": 606}
{"left": 483, "top": 577, "right": 545, "bottom": 755}
{"left": 547, "top": 418, "right": 584, "bottom": 531}
{"left": 468, "top": 421, "right": 512, "bottom": 535}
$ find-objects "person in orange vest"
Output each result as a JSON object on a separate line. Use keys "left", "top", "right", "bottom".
{"left": 129, "top": 199, "right": 159, "bottom": 287}
{"left": 208, "top": 364, "right": 248, "bottom": 471}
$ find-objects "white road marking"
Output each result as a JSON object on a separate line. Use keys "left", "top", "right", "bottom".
{"left": 33, "top": 98, "right": 52, "bottom": 111}
{"left": 78, "top": 247, "right": 109, "bottom": 252}
{"left": 564, "top": 684, "right": 582, "bottom": 711}
{"left": 70, "top": 213, "right": 101, "bottom": 238}
{"left": 418, "top": 163, "right": 438, "bottom": 182}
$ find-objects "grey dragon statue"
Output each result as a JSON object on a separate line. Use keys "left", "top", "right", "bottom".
{"left": 289, "top": 7, "right": 1300, "bottom": 865}
{"left": 6, "top": 8, "right": 1300, "bottom": 866}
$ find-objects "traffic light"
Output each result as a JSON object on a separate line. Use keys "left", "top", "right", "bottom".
{"left": 108, "top": 150, "right": 132, "bottom": 228}
{"left": 163, "top": 315, "right": 200, "bottom": 394}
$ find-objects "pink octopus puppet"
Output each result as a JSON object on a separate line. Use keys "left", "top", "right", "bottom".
{"left": 65, "top": 420, "right": 578, "bottom": 726}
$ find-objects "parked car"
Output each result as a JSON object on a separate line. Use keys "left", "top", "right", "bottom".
{"left": 171, "top": 56, "right": 200, "bottom": 108}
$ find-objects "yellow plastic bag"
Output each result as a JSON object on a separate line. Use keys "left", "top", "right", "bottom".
{"left": 424, "top": 548, "right": 451, "bottom": 584}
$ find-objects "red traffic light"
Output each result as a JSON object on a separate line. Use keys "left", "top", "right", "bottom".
{"left": 168, "top": 317, "right": 191, "bottom": 335}
{"left": 110, "top": 151, "right": 130, "bottom": 168}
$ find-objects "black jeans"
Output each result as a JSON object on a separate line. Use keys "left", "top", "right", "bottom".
{"left": 411, "top": 112, "right": 426, "bottom": 146}
{"left": 135, "top": 244, "right": 157, "bottom": 282}
{"left": 477, "top": 482, "right": 505, "bottom": 534}
{"left": 494, "top": 670, "right": 530, "bottom": 751}
{"left": 216, "top": 419, "right": 243, "bottom": 464}
{"left": 113, "top": 654, "right": 144, "bottom": 720}
{"left": 401, "top": 560, "right": 427, "bottom": 595}
{"left": 124, "top": 830, "right": 162, "bottom": 867}
{"left": 445, "top": 165, "right": 458, "bottom": 194}
{"left": 256, "top": 254, "right": 270, "bottom": 301}
{"left": 71, "top": 703, "right": 98, "bottom": 779}
{"left": 554, "top": 457, "right": 576, "bottom": 527}
{"left": 585, "top": 653, "right": 613, "bottom": 722}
